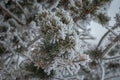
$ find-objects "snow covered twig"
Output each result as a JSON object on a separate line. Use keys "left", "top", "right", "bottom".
{"left": 102, "top": 35, "right": 120, "bottom": 57}
{"left": 0, "top": 4, "right": 25, "bottom": 25}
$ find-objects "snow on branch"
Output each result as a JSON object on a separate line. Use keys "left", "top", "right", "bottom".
{"left": 0, "top": 4, "right": 25, "bottom": 25}
{"left": 102, "top": 55, "right": 120, "bottom": 61}
{"left": 102, "top": 35, "right": 120, "bottom": 57}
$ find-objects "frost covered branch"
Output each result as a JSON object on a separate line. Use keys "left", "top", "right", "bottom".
{"left": 0, "top": 0, "right": 118, "bottom": 80}
{"left": 102, "top": 55, "right": 120, "bottom": 61}
{"left": 99, "top": 61, "right": 105, "bottom": 80}
{"left": 102, "top": 35, "right": 120, "bottom": 57}
{"left": 0, "top": 4, "right": 25, "bottom": 25}
{"left": 15, "top": 1, "right": 24, "bottom": 12}
{"left": 26, "top": 35, "right": 42, "bottom": 48}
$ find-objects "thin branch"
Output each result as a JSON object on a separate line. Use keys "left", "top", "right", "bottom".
{"left": 15, "top": 1, "right": 28, "bottom": 20}
{"left": 101, "top": 63, "right": 105, "bottom": 80}
{"left": 15, "top": 1, "right": 24, "bottom": 12}
{"left": 97, "top": 25, "right": 118, "bottom": 49}
{"left": 76, "top": 23, "right": 87, "bottom": 30}
{"left": 102, "top": 35, "right": 120, "bottom": 57}
{"left": 104, "top": 26, "right": 118, "bottom": 36}
{"left": 27, "top": 35, "right": 42, "bottom": 48}
{"left": 102, "top": 55, "right": 120, "bottom": 61}
{"left": 98, "top": 60, "right": 105, "bottom": 80}
{"left": 48, "top": 0, "right": 60, "bottom": 10}
{"left": 79, "top": 37, "right": 95, "bottom": 39}
{"left": 13, "top": 31, "right": 28, "bottom": 51}
{"left": 16, "top": 53, "right": 20, "bottom": 69}
{"left": 6, "top": 54, "right": 14, "bottom": 67}
{"left": 0, "top": 4, "right": 25, "bottom": 25}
